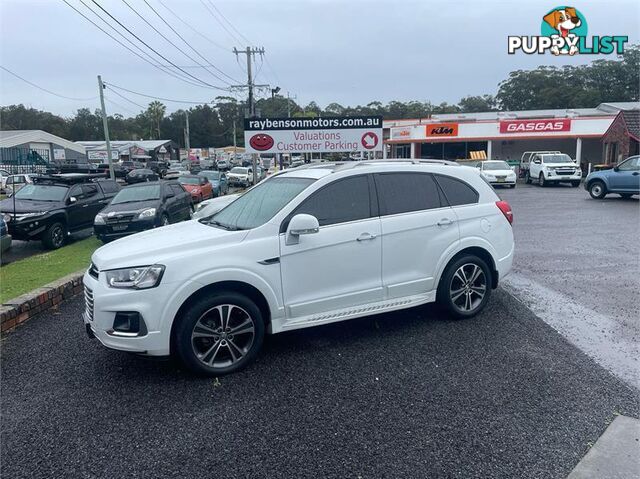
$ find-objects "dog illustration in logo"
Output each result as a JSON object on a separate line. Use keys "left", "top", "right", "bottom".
{"left": 543, "top": 7, "right": 581, "bottom": 55}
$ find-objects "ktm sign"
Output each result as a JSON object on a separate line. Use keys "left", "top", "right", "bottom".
{"left": 500, "top": 119, "right": 571, "bottom": 134}
{"left": 426, "top": 123, "right": 458, "bottom": 137}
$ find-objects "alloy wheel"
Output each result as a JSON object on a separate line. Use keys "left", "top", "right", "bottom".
{"left": 52, "top": 225, "right": 64, "bottom": 248}
{"left": 191, "top": 304, "right": 256, "bottom": 369}
{"left": 449, "top": 263, "right": 486, "bottom": 312}
{"left": 591, "top": 184, "right": 603, "bottom": 197}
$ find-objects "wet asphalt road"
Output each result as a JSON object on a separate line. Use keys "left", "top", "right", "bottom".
{"left": 498, "top": 183, "right": 639, "bottom": 387}
{"left": 2, "top": 289, "right": 638, "bottom": 478}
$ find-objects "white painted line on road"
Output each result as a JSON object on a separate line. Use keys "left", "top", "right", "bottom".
{"left": 503, "top": 273, "right": 640, "bottom": 391}
{"left": 567, "top": 415, "right": 640, "bottom": 479}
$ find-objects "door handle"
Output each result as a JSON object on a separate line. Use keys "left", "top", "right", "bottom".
{"left": 82, "top": 204, "right": 89, "bottom": 208}
{"left": 437, "top": 218, "right": 455, "bottom": 226}
{"left": 356, "top": 232, "right": 377, "bottom": 241}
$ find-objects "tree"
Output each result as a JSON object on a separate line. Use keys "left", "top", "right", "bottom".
{"left": 458, "top": 95, "right": 497, "bottom": 112}
{"left": 145, "top": 101, "right": 166, "bottom": 139}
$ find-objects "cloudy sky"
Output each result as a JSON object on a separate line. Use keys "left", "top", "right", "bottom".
{"left": 1, "top": 0, "right": 638, "bottom": 117}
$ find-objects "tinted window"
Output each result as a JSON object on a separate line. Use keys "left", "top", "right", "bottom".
{"left": 69, "top": 184, "right": 82, "bottom": 198}
{"left": 170, "top": 184, "right": 185, "bottom": 195}
{"left": 375, "top": 173, "right": 442, "bottom": 215}
{"left": 292, "top": 175, "right": 372, "bottom": 227}
{"left": 98, "top": 181, "right": 119, "bottom": 193}
{"left": 112, "top": 184, "right": 161, "bottom": 204}
{"left": 618, "top": 156, "right": 640, "bottom": 170}
{"left": 13, "top": 184, "right": 68, "bottom": 201}
{"left": 82, "top": 184, "right": 98, "bottom": 198}
{"left": 434, "top": 175, "right": 479, "bottom": 206}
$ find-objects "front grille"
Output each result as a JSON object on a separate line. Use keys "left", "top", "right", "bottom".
{"left": 105, "top": 213, "right": 136, "bottom": 224}
{"left": 556, "top": 170, "right": 574, "bottom": 176}
{"left": 84, "top": 286, "right": 94, "bottom": 321}
{"left": 88, "top": 263, "right": 99, "bottom": 279}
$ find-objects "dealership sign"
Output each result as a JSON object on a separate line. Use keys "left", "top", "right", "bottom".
{"left": 87, "top": 150, "right": 119, "bottom": 161}
{"left": 390, "top": 127, "right": 412, "bottom": 140}
{"left": 244, "top": 116, "right": 383, "bottom": 153}
{"left": 426, "top": 123, "right": 459, "bottom": 137}
{"left": 499, "top": 118, "right": 571, "bottom": 134}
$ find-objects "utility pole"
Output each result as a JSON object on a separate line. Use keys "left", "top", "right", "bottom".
{"left": 232, "top": 47, "right": 269, "bottom": 185}
{"left": 286, "top": 91, "right": 297, "bottom": 118}
{"left": 184, "top": 111, "right": 190, "bottom": 164}
{"left": 97, "top": 75, "right": 115, "bottom": 180}
{"left": 233, "top": 120, "right": 237, "bottom": 159}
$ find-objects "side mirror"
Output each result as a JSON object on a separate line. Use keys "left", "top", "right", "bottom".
{"left": 533, "top": 159, "right": 541, "bottom": 164}
{"left": 68, "top": 196, "right": 77, "bottom": 204}
{"left": 613, "top": 166, "right": 619, "bottom": 172}
{"left": 286, "top": 214, "right": 319, "bottom": 245}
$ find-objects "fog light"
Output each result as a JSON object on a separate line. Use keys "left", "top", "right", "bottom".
{"left": 112, "top": 312, "right": 147, "bottom": 336}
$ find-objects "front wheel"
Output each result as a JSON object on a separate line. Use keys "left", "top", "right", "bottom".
{"left": 174, "top": 292, "right": 265, "bottom": 376}
{"left": 160, "top": 214, "right": 170, "bottom": 226}
{"left": 571, "top": 181, "right": 580, "bottom": 187}
{"left": 42, "top": 222, "right": 66, "bottom": 250}
{"left": 437, "top": 255, "right": 492, "bottom": 319}
{"left": 589, "top": 181, "right": 607, "bottom": 199}
{"left": 538, "top": 173, "right": 546, "bottom": 187}
{"left": 525, "top": 171, "right": 532, "bottom": 184}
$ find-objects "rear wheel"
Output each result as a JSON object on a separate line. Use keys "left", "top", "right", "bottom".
{"left": 174, "top": 292, "right": 265, "bottom": 376}
{"left": 437, "top": 255, "right": 492, "bottom": 319}
{"left": 589, "top": 181, "right": 607, "bottom": 199}
{"left": 620, "top": 193, "right": 633, "bottom": 199}
{"left": 42, "top": 222, "right": 66, "bottom": 250}
{"left": 525, "top": 171, "right": 532, "bottom": 184}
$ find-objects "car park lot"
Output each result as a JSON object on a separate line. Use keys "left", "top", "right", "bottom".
{"left": 1, "top": 178, "right": 639, "bottom": 477}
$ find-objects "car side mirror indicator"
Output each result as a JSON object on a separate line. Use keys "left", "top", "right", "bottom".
{"left": 286, "top": 214, "right": 319, "bottom": 245}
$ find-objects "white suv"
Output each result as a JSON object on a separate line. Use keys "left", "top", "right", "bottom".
{"left": 83, "top": 160, "right": 514, "bottom": 375}
{"left": 525, "top": 153, "right": 581, "bottom": 187}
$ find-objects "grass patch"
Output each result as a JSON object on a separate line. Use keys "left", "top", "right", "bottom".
{"left": 0, "top": 237, "right": 100, "bottom": 303}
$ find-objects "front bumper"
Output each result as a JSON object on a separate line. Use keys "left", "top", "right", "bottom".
{"left": 94, "top": 217, "right": 156, "bottom": 240}
{"left": 1, "top": 233, "right": 11, "bottom": 252}
{"left": 487, "top": 179, "right": 517, "bottom": 186}
{"left": 82, "top": 270, "right": 177, "bottom": 356}
{"left": 228, "top": 177, "right": 249, "bottom": 186}
{"left": 6, "top": 218, "right": 48, "bottom": 241}
{"left": 545, "top": 171, "right": 582, "bottom": 182}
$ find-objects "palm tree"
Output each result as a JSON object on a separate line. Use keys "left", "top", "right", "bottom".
{"left": 146, "top": 101, "right": 166, "bottom": 139}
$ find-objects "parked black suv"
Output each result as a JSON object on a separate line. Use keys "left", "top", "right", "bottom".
{"left": 0, "top": 175, "right": 120, "bottom": 249}
{"left": 126, "top": 169, "right": 159, "bottom": 184}
{"left": 94, "top": 180, "right": 192, "bottom": 242}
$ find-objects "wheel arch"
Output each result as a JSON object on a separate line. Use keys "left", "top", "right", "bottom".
{"left": 170, "top": 280, "right": 272, "bottom": 355}
{"left": 436, "top": 245, "right": 499, "bottom": 292}
{"left": 586, "top": 176, "right": 608, "bottom": 191}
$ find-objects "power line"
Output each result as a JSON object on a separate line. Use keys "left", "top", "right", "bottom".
{"left": 121, "top": 0, "right": 234, "bottom": 86}
{"left": 106, "top": 87, "right": 146, "bottom": 109}
{"left": 104, "top": 96, "right": 138, "bottom": 116}
{"left": 207, "top": 1, "right": 252, "bottom": 45}
{"left": 200, "top": 0, "right": 243, "bottom": 45}
{"left": 90, "top": 0, "right": 229, "bottom": 90}
{"left": 105, "top": 82, "right": 214, "bottom": 105}
{"left": 142, "top": 0, "right": 239, "bottom": 84}
{"left": 62, "top": 0, "right": 213, "bottom": 89}
{"left": 0, "top": 65, "right": 96, "bottom": 101}
{"left": 156, "top": 0, "right": 229, "bottom": 52}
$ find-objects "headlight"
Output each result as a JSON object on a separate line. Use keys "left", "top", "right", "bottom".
{"left": 138, "top": 208, "right": 156, "bottom": 219}
{"left": 2, "top": 213, "right": 12, "bottom": 223}
{"left": 94, "top": 214, "right": 106, "bottom": 225}
{"left": 105, "top": 264, "right": 165, "bottom": 289}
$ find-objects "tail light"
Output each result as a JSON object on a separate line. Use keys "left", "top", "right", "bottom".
{"left": 496, "top": 200, "right": 513, "bottom": 225}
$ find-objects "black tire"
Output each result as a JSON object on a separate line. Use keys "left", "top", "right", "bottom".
{"left": 588, "top": 180, "right": 607, "bottom": 199}
{"left": 571, "top": 181, "right": 580, "bottom": 187}
{"left": 525, "top": 171, "right": 532, "bottom": 184}
{"left": 174, "top": 291, "right": 265, "bottom": 376}
{"left": 42, "top": 222, "right": 66, "bottom": 250}
{"left": 538, "top": 173, "right": 546, "bottom": 187}
{"left": 620, "top": 193, "right": 633, "bottom": 199}
{"left": 160, "top": 214, "right": 170, "bottom": 226}
{"left": 437, "top": 255, "right": 492, "bottom": 319}
{"left": 510, "top": 183, "right": 516, "bottom": 189}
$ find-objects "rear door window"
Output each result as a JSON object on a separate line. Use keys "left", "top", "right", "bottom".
{"left": 170, "top": 184, "right": 185, "bottom": 196}
{"left": 374, "top": 173, "right": 443, "bottom": 215}
{"left": 434, "top": 175, "right": 479, "bottom": 206}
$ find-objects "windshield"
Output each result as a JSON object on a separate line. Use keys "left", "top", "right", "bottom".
{"left": 483, "top": 161, "right": 511, "bottom": 171}
{"left": 200, "top": 171, "right": 219, "bottom": 180}
{"left": 13, "top": 184, "right": 68, "bottom": 201}
{"left": 112, "top": 184, "right": 160, "bottom": 204}
{"left": 230, "top": 167, "right": 248, "bottom": 174}
{"left": 543, "top": 154, "right": 573, "bottom": 163}
{"left": 179, "top": 176, "right": 200, "bottom": 185}
{"left": 209, "top": 177, "right": 314, "bottom": 230}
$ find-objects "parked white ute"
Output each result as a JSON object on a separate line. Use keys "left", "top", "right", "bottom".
{"left": 473, "top": 160, "right": 517, "bottom": 188}
{"left": 83, "top": 160, "right": 515, "bottom": 376}
{"left": 525, "top": 153, "right": 581, "bottom": 187}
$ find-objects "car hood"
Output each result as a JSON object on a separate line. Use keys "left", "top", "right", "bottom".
{"left": 101, "top": 199, "right": 159, "bottom": 214}
{"left": 482, "top": 169, "right": 514, "bottom": 176}
{"left": 92, "top": 219, "right": 249, "bottom": 270}
{"left": 0, "top": 198, "right": 63, "bottom": 214}
{"left": 181, "top": 184, "right": 200, "bottom": 192}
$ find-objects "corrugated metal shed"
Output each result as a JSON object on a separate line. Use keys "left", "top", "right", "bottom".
{"left": 0, "top": 130, "right": 85, "bottom": 154}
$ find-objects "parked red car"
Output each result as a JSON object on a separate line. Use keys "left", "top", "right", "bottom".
{"left": 178, "top": 175, "right": 213, "bottom": 202}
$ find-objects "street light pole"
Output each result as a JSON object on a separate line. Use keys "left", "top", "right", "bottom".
{"left": 97, "top": 75, "right": 115, "bottom": 180}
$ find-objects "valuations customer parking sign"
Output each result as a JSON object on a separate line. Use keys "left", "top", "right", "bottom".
{"left": 244, "top": 116, "right": 383, "bottom": 154}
